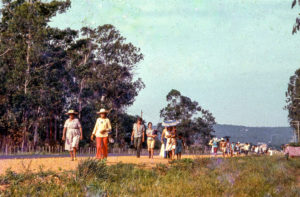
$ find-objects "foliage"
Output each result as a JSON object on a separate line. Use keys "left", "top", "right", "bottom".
{"left": 76, "top": 158, "right": 108, "bottom": 180}
{"left": 292, "top": 0, "right": 300, "bottom": 34}
{"left": 288, "top": 142, "right": 300, "bottom": 147}
{"left": 0, "top": 0, "right": 144, "bottom": 148}
{"left": 285, "top": 69, "right": 300, "bottom": 142}
{"left": 1, "top": 156, "right": 300, "bottom": 196}
{"left": 160, "top": 89, "right": 216, "bottom": 145}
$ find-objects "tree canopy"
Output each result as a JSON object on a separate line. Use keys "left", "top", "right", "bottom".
{"left": 0, "top": 0, "right": 144, "bottom": 149}
{"left": 160, "top": 89, "right": 216, "bottom": 145}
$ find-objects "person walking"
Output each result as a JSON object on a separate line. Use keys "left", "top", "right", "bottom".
{"left": 91, "top": 109, "right": 112, "bottom": 160}
{"left": 244, "top": 143, "right": 250, "bottom": 156}
{"left": 230, "top": 142, "right": 235, "bottom": 157}
{"left": 131, "top": 117, "right": 145, "bottom": 158}
{"left": 225, "top": 138, "right": 231, "bottom": 157}
{"left": 161, "top": 127, "right": 168, "bottom": 158}
{"left": 146, "top": 122, "right": 157, "bottom": 159}
{"left": 220, "top": 138, "right": 226, "bottom": 158}
{"left": 62, "top": 110, "right": 83, "bottom": 161}
{"left": 175, "top": 133, "right": 185, "bottom": 160}
{"left": 165, "top": 126, "right": 176, "bottom": 160}
{"left": 236, "top": 142, "right": 241, "bottom": 155}
{"left": 211, "top": 138, "right": 219, "bottom": 157}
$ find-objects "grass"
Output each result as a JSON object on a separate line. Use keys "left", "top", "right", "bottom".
{"left": 0, "top": 156, "right": 299, "bottom": 197}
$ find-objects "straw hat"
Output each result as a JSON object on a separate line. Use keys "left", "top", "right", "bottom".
{"left": 66, "top": 110, "right": 78, "bottom": 115}
{"left": 96, "top": 108, "right": 109, "bottom": 114}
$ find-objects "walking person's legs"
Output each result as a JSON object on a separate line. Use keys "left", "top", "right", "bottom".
{"left": 99, "top": 137, "right": 105, "bottom": 159}
{"left": 73, "top": 147, "right": 77, "bottom": 160}
{"left": 69, "top": 151, "right": 73, "bottom": 160}
{"left": 96, "top": 137, "right": 101, "bottom": 159}
{"left": 163, "top": 139, "right": 167, "bottom": 158}
{"left": 137, "top": 137, "right": 142, "bottom": 158}
{"left": 147, "top": 140, "right": 151, "bottom": 158}
{"left": 102, "top": 137, "right": 108, "bottom": 159}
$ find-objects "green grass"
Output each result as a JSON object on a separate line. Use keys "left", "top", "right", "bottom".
{"left": 1, "top": 156, "right": 300, "bottom": 197}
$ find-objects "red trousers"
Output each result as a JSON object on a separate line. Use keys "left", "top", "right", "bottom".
{"left": 96, "top": 137, "right": 108, "bottom": 159}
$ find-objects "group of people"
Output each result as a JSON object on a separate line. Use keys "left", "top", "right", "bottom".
{"left": 62, "top": 109, "right": 184, "bottom": 161}
{"left": 209, "top": 138, "right": 251, "bottom": 157}
{"left": 160, "top": 124, "right": 185, "bottom": 160}
{"left": 63, "top": 109, "right": 111, "bottom": 161}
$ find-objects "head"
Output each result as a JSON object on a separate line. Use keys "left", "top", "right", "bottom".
{"left": 167, "top": 126, "right": 172, "bottom": 131}
{"left": 148, "top": 122, "right": 152, "bottom": 129}
{"left": 69, "top": 113, "right": 75, "bottom": 119}
{"left": 137, "top": 117, "right": 142, "bottom": 124}
{"left": 100, "top": 112, "right": 107, "bottom": 118}
{"left": 172, "top": 126, "right": 176, "bottom": 132}
{"left": 66, "top": 110, "right": 77, "bottom": 119}
{"left": 178, "top": 133, "right": 183, "bottom": 139}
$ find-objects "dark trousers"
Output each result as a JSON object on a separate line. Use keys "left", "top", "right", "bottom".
{"left": 134, "top": 137, "right": 142, "bottom": 158}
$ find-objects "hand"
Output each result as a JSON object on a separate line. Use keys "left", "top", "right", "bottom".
{"left": 100, "top": 130, "right": 106, "bottom": 134}
{"left": 80, "top": 135, "right": 83, "bottom": 140}
{"left": 62, "top": 136, "right": 65, "bottom": 141}
{"left": 90, "top": 135, "right": 94, "bottom": 141}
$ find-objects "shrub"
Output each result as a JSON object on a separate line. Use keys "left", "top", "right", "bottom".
{"left": 77, "top": 158, "right": 108, "bottom": 180}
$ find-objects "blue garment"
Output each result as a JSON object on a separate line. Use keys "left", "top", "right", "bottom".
{"left": 231, "top": 143, "right": 235, "bottom": 150}
{"left": 175, "top": 139, "right": 183, "bottom": 154}
{"left": 212, "top": 141, "right": 218, "bottom": 148}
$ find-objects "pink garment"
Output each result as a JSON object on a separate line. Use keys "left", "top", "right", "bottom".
{"left": 285, "top": 146, "right": 300, "bottom": 157}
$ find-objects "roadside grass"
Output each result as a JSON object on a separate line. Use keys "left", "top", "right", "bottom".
{"left": 1, "top": 156, "right": 299, "bottom": 197}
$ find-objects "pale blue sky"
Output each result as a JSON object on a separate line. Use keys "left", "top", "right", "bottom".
{"left": 28, "top": 0, "right": 300, "bottom": 126}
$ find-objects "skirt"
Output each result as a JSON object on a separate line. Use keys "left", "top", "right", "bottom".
{"left": 65, "top": 129, "right": 80, "bottom": 151}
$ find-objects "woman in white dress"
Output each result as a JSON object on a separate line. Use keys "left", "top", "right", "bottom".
{"left": 62, "top": 110, "right": 83, "bottom": 161}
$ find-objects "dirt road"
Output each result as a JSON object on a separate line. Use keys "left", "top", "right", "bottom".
{"left": 0, "top": 155, "right": 213, "bottom": 175}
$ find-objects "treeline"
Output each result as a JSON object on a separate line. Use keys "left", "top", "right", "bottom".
{"left": 0, "top": 0, "right": 144, "bottom": 149}
{"left": 0, "top": 0, "right": 216, "bottom": 150}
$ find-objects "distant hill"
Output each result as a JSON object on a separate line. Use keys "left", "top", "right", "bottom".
{"left": 212, "top": 124, "right": 294, "bottom": 146}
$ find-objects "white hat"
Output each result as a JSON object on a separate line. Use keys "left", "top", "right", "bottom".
{"left": 221, "top": 138, "right": 224, "bottom": 141}
{"left": 66, "top": 110, "right": 78, "bottom": 115}
{"left": 96, "top": 109, "right": 109, "bottom": 114}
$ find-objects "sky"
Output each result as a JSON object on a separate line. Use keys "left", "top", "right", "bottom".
{"left": 44, "top": 0, "right": 300, "bottom": 126}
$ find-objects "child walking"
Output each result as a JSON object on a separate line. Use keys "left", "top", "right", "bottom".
{"left": 175, "top": 133, "right": 184, "bottom": 160}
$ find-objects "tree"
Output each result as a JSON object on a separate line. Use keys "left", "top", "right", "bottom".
{"left": 65, "top": 25, "right": 144, "bottom": 141}
{"left": 285, "top": 69, "right": 300, "bottom": 142}
{"left": 160, "top": 89, "right": 216, "bottom": 145}
{"left": 0, "top": 0, "right": 72, "bottom": 148}
{"left": 292, "top": 0, "right": 300, "bottom": 34}
{"left": 0, "top": 0, "right": 145, "bottom": 149}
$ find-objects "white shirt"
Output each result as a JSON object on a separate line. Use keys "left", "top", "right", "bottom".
{"left": 92, "top": 118, "right": 112, "bottom": 137}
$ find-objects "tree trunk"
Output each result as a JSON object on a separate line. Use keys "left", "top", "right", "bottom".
{"left": 54, "top": 115, "right": 58, "bottom": 142}
{"left": 23, "top": 28, "right": 32, "bottom": 151}
{"left": 33, "top": 121, "right": 39, "bottom": 147}
{"left": 78, "top": 79, "right": 85, "bottom": 119}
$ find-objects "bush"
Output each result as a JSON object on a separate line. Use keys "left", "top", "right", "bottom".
{"left": 77, "top": 158, "right": 108, "bottom": 180}
{"left": 288, "top": 142, "right": 300, "bottom": 147}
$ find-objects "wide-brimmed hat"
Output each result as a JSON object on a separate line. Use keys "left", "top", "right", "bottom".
{"left": 162, "top": 120, "right": 180, "bottom": 127}
{"left": 96, "top": 108, "right": 109, "bottom": 114}
{"left": 66, "top": 110, "right": 78, "bottom": 115}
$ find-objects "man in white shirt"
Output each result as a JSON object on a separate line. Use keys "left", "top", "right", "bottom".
{"left": 131, "top": 117, "right": 145, "bottom": 158}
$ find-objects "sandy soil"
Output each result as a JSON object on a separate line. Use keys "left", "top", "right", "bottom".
{"left": 0, "top": 155, "right": 215, "bottom": 175}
